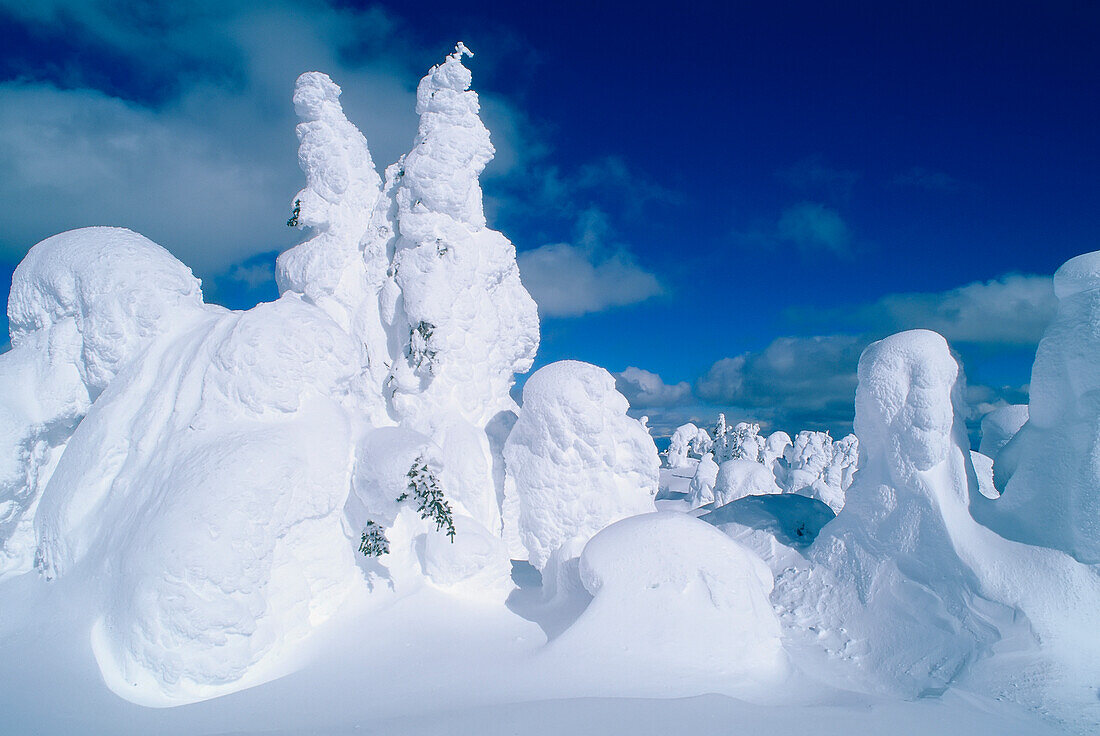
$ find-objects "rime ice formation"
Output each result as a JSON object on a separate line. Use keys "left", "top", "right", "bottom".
{"left": 666, "top": 423, "right": 698, "bottom": 468}
{"left": 761, "top": 430, "right": 792, "bottom": 482}
{"left": 977, "top": 404, "right": 1028, "bottom": 459}
{"left": 780, "top": 430, "right": 855, "bottom": 512}
{"left": 277, "top": 48, "right": 539, "bottom": 539}
{"left": 0, "top": 46, "right": 542, "bottom": 705}
{"left": 551, "top": 512, "right": 786, "bottom": 687}
{"left": 711, "top": 459, "right": 782, "bottom": 507}
{"left": 975, "top": 251, "right": 1100, "bottom": 563}
{"left": 687, "top": 452, "right": 720, "bottom": 507}
{"left": 776, "top": 330, "right": 1005, "bottom": 697}
{"left": 1, "top": 228, "right": 205, "bottom": 577}
{"left": 503, "top": 361, "right": 659, "bottom": 571}
{"left": 665, "top": 423, "right": 714, "bottom": 468}
{"left": 712, "top": 418, "right": 764, "bottom": 463}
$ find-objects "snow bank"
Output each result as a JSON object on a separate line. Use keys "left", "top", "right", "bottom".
{"left": 550, "top": 512, "right": 786, "bottom": 688}
{"left": 972, "top": 252, "right": 1100, "bottom": 563}
{"left": 503, "top": 361, "right": 658, "bottom": 571}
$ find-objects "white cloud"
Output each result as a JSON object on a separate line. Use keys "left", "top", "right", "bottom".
{"left": 614, "top": 367, "right": 692, "bottom": 409}
{"left": 0, "top": 1, "right": 544, "bottom": 283}
{"left": 518, "top": 242, "right": 662, "bottom": 318}
{"left": 790, "top": 274, "right": 1056, "bottom": 346}
{"left": 695, "top": 335, "right": 864, "bottom": 431}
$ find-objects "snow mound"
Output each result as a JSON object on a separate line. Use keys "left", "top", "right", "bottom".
{"left": 777, "top": 330, "right": 1004, "bottom": 697}
{"left": 551, "top": 512, "right": 787, "bottom": 688}
{"left": 973, "top": 250, "right": 1100, "bottom": 563}
{"left": 1, "top": 227, "right": 208, "bottom": 577}
{"left": 34, "top": 295, "right": 362, "bottom": 704}
{"left": 711, "top": 459, "right": 781, "bottom": 506}
{"left": 504, "top": 361, "right": 658, "bottom": 571}
{"left": 977, "top": 404, "right": 1028, "bottom": 459}
{"left": 8, "top": 227, "right": 206, "bottom": 393}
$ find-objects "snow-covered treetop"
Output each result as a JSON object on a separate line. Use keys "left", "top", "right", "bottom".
{"left": 399, "top": 42, "right": 492, "bottom": 233}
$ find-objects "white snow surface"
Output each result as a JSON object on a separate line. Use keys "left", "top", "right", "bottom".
{"left": 977, "top": 404, "right": 1028, "bottom": 459}
{"left": 503, "top": 360, "right": 659, "bottom": 571}
{"left": 551, "top": 512, "right": 787, "bottom": 686}
{"left": 974, "top": 250, "right": 1100, "bottom": 563}
{"left": 711, "top": 459, "right": 782, "bottom": 506}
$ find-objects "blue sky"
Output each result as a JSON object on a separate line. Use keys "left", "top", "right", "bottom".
{"left": 1, "top": 0, "right": 1097, "bottom": 437}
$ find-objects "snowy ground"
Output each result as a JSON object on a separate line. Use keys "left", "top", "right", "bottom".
{"left": 0, "top": 567, "right": 1066, "bottom": 736}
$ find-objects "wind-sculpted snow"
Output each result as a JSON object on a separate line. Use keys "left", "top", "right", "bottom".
{"left": 33, "top": 294, "right": 363, "bottom": 704}
{"left": 977, "top": 404, "right": 1027, "bottom": 460}
{"left": 666, "top": 422, "right": 713, "bottom": 468}
{"left": 1, "top": 228, "right": 205, "bottom": 577}
{"left": 776, "top": 330, "right": 1005, "bottom": 697}
{"left": 550, "top": 512, "right": 787, "bottom": 688}
{"left": 974, "top": 250, "right": 1100, "bottom": 563}
{"left": 503, "top": 361, "right": 658, "bottom": 571}
{"left": 0, "top": 45, "right": 544, "bottom": 705}
{"left": 710, "top": 459, "right": 782, "bottom": 506}
{"left": 687, "top": 452, "right": 720, "bottom": 507}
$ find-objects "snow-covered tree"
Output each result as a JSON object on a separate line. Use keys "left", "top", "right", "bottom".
{"left": 503, "top": 361, "right": 658, "bottom": 571}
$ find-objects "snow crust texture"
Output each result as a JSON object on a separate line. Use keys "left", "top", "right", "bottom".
{"left": 503, "top": 361, "right": 659, "bottom": 571}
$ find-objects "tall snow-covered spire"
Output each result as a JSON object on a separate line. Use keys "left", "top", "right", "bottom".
{"left": 386, "top": 44, "right": 539, "bottom": 430}
{"left": 380, "top": 44, "right": 539, "bottom": 535}
{"left": 276, "top": 71, "right": 383, "bottom": 321}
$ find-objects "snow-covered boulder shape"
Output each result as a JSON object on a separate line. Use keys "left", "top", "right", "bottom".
{"left": 552, "top": 512, "right": 786, "bottom": 689}
{"left": 503, "top": 361, "right": 659, "bottom": 571}
{"left": 33, "top": 290, "right": 363, "bottom": 704}
{"left": 687, "top": 452, "right": 720, "bottom": 507}
{"left": 975, "top": 252, "right": 1100, "bottom": 563}
{"left": 1, "top": 228, "right": 206, "bottom": 576}
{"left": 666, "top": 422, "right": 698, "bottom": 468}
{"left": 778, "top": 330, "right": 1002, "bottom": 697}
{"left": 711, "top": 459, "right": 782, "bottom": 507}
{"left": 976, "top": 404, "right": 1028, "bottom": 460}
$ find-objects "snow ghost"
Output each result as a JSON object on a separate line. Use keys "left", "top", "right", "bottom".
{"left": 550, "top": 512, "right": 787, "bottom": 689}
{"left": 975, "top": 250, "right": 1100, "bottom": 564}
{"left": 687, "top": 452, "right": 720, "bottom": 508}
{"left": 777, "top": 330, "right": 1002, "bottom": 697}
{"left": 503, "top": 361, "right": 659, "bottom": 571}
